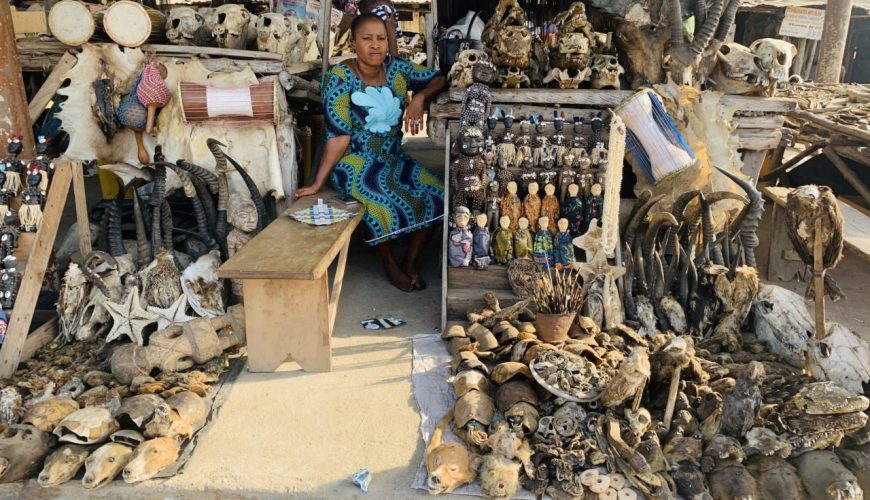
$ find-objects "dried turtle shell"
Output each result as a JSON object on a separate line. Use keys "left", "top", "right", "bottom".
{"left": 505, "top": 401, "right": 539, "bottom": 435}
{"left": 447, "top": 337, "right": 472, "bottom": 355}
{"left": 793, "top": 382, "right": 870, "bottom": 415}
{"left": 451, "top": 351, "right": 489, "bottom": 375}
{"left": 467, "top": 323, "right": 499, "bottom": 351}
{"left": 53, "top": 407, "right": 119, "bottom": 445}
{"left": 493, "top": 321, "right": 520, "bottom": 343}
{"left": 442, "top": 324, "right": 466, "bottom": 340}
{"left": 110, "top": 429, "right": 145, "bottom": 448}
{"left": 491, "top": 362, "right": 532, "bottom": 384}
{"left": 451, "top": 370, "right": 493, "bottom": 397}
{"left": 114, "top": 394, "right": 164, "bottom": 429}
{"left": 496, "top": 380, "right": 540, "bottom": 413}
{"left": 22, "top": 398, "right": 80, "bottom": 433}
{"left": 454, "top": 389, "right": 495, "bottom": 428}
{"left": 786, "top": 411, "right": 868, "bottom": 435}
{"left": 511, "top": 339, "right": 540, "bottom": 362}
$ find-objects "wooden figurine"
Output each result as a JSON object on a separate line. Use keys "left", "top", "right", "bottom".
{"left": 1, "top": 137, "right": 24, "bottom": 195}
{"left": 553, "top": 218, "right": 576, "bottom": 268}
{"left": 0, "top": 171, "right": 10, "bottom": 216}
{"left": 558, "top": 153, "right": 577, "bottom": 202}
{"left": 589, "top": 111, "right": 605, "bottom": 150}
{"left": 582, "top": 183, "right": 603, "bottom": 234}
{"left": 492, "top": 215, "right": 514, "bottom": 265}
{"left": 499, "top": 181, "right": 522, "bottom": 232}
{"left": 551, "top": 111, "right": 568, "bottom": 167}
{"left": 450, "top": 124, "right": 486, "bottom": 213}
{"left": 497, "top": 110, "right": 516, "bottom": 170}
{"left": 533, "top": 216, "right": 554, "bottom": 267}
{"left": 592, "top": 142, "right": 609, "bottom": 169}
{"left": 448, "top": 206, "right": 474, "bottom": 267}
{"left": 576, "top": 149, "right": 592, "bottom": 170}
{"left": 227, "top": 193, "right": 257, "bottom": 299}
{"left": 514, "top": 217, "right": 533, "bottom": 259}
{"left": 532, "top": 116, "right": 550, "bottom": 166}
{"left": 486, "top": 181, "right": 500, "bottom": 232}
{"left": 514, "top": 118, "right": 533, "bottom": 169}
{"left": 562, "top": 183, "right": 585, "bottom": 237}
{"left": 19, "top": 169, "right": 46, "bottom": 232}
{"left": 523, "top": 182, "right": 542, "bottom": 232}
{"left": 538, "top": 168, "right": 558, "bottom": 191}
{"left": 540, "top": 183, "right": 560, "bottom": 235}
{"left": 0, "top": 256, "right": 20, "bottom": 309}
{"left": 0, "top": 211, "right": 19, "bottom": 260}
{"left": 472, "top": 213, "right": 491, "bottom": 269}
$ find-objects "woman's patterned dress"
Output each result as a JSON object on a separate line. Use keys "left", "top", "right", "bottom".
{"left": 321, "top": 58, "right": 444, "bottom": 245}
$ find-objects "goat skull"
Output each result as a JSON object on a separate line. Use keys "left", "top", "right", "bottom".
{"left": 165, "top": 7, "right": 209, "bottom": 46}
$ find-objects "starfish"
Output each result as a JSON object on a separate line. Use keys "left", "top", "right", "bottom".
{"left": 147, "top": 294, "right": 197, "bottom": 331}
{"left": 572, "top": 219, "right": 603, "bottom": 262}
{"left": 573, "top": 245, "right": 626, "bottom": 284}
{"left": 104, "top": 286, "right": 159, "bottom": 346}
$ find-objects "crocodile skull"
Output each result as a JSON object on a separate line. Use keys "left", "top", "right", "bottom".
{"left": 590, "top": 54, "right": 624, "bottom": 89}
{"left": 449, "top": 49, "right": 489, "bottom": 88}
{"left": 255, "top": 13, "right": 290, "bottom": 53}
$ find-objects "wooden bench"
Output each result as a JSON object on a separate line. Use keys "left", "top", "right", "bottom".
{"left": 763, "top": 186, "right": 870, "bottom": 282}
{"left": 218, "top": 192, "right": 363, "bottom": 372}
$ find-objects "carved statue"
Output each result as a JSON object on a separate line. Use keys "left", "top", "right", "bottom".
{"left": 19, "top": 170, "right": 46, "bottom": 233}
{"left": 0, "top": 211, "right": 19, "bottom": 260}
{"left": 553, "top": 218, "right": 576, "bottom": 268}
{"left": 514, "top": 217, "right": 533, "bottom": 259}
{"left": 492, "top": 215, "right": 514, "bottom": 265}
{"left": 451, "top": 125, "right": 487, "bottom": 213}
{"left": 582, "top": 183, "right": 603, "bottom": 234}
{"left": 562, "top": 184, "right": 584, "bottom": 237}
{"left": 514, "top": 119, "right": 533, "bottom": 170}
{"left": 498, "top": 181, "right": 522, "bottom": 233}
{"left": 485, "top": 181, "right": 500, "bottom": 232}
{"left": 540, "top": 183, "right": 560, "bottom": 236}
{"left": 523, "top": 182, "right": 542, "bottom": 232}
{"left": 533, "top": 216, "right": 554, "bottom": 267}
{"left": 448, "top": 207, "right": 474, "bottom": 267}
{"left": 551, "top": 112, "right": 568, "bottom": 167}
{"left": 0, "top": 172, "right": 11, "bottom": 217}
{"left": 558, "top": 157, "right": 577, "bottom": 203}
{"left": 0, "top": 256, "right": 20, "bottom": 309}
{"left": 2, "top": 137, "right": 24, "bottom": 195}
{"left": 460, "top": 61, "right": 497, "bottom": 127}
{"left": 472, "top": 214, "right": 491, "bottom": 269}
{"left": 497, "top": 111, "right": 517, "bottom": 170}
{"left": 227, "top": 193, "right": 257, "bottom": 299}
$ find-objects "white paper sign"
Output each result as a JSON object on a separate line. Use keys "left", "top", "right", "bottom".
{"left": 779, "top": 7, "right": 825, "bottom": 40}
{"left": 206, "top": 86, "right": 254, "bottom": 118}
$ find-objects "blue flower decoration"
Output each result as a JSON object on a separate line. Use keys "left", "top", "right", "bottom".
{"left": 351, "top": 86, "right": 402, "bottom": 134}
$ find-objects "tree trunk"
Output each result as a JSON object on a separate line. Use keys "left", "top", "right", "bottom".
{"left": 816, "top": 0, "right": 853, "bottom": 83}
{"left": 0, "top": 0, "right": 35, "bottom": 156}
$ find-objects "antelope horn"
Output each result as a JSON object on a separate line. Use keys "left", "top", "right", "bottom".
{"left": 623, "top": 242, "right": 637, "bottom": 321}
{"left": 624, "top": 194, "right": 666, "bottom": 250}
{"left": 714, "top": 0, "right": 740, "bottom": 42}
{"left": 160, "top": 200, "right": 173, "bottom": 250}
{"left": 672, "top": 190, "right": 701, "bottom": 223}
{"left": 150, "top": 164, "right": 167, "bottom": 256}
{"left": 643, "top": 212, "right": 679, "bottom": 287}
{"left": 651, "top": 247, "right": 666, "bottom": 303}
{"left": 207, "top": 138, "right": 228, "bottom": 173}
{"left": 188, "top": 173, "right": 217, "bottom": 233}
{"left": 175, "top": 159, "right": 219, "bottom": 193}
{"left": 132, "top": 189, "right": 151, "bottom": 268}
{"left": 693, "top": 0, "right": 708, "bottom": 37}
{"left": 715, "top": 166, "right": 763, "bottom": 267}
{"left": 107, "top": 178, "right": 127, "bottom": 257}
{"left": 621, "top": 190, "right": 652, "bottom": 236}
{"left": 682, "top": 191, "right": 747, "bottom": 226}
{"left": 79, "top": 262, "right": 112, "bottom": 298}
{"left": 633, "top": 240, "right": 648, "bottom": 296}
{"left": 678, "top": 242, "right": 691, "bottom": 307}
{"left": 668, "top": 0, "right": 685, "bottom": 48}
{"left": 224, "top": 152, "right": 269, "bottom": 232}
{"left": 690, "top": 0, "right": 725, "bottom": 55}
{"left": 664, "top": 230, "right": 682, "bottom": 294}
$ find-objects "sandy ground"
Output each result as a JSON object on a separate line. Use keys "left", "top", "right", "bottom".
{"left": 3, "top": 140, "right": 869, "bottom": 498}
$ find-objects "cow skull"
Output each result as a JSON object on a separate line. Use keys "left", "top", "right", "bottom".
{"left": 165, "top": 7, "right": 212, "bottom": 47}
{"left": 449, "top": 49, "right": 489, "bottom": 88}
{"left": 255, "top": 13, "right": 291, "bottom": 53}
{"left": 708, "top": 42, "right": 767, "bottom": 95}
{"left": 749, "top": 38, "right": 797, "bottom": 96}
{"left": 212, "top": 4, "right": 255, "bottom": 50}
{"left": 499, "top": 66, "right": 531, "bottom": 88}
{"left": 590, "top": 54, "right": 624, "bottom": 89}
{"left": 543, "top": 67, "right": 589, "bottom": 89}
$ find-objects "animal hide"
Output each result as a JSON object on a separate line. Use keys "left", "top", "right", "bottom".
{"left": 56, "top": 44, "right": 287, "bottom": 199}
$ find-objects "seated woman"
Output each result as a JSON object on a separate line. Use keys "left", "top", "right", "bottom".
{"left": 296, "top": 13, "right": 446, "bottom": 292}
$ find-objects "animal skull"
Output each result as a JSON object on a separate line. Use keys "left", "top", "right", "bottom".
{"left": 255, "top": 13, "right": 291, "bottom": 53}
{"left": 165, "top": 7, "right": 209, "bottom": 46}
{"left": 749, "top": 38, "right": 797, "bottom": 95}
{"left": 212, "top": 4, "right": 255, "bottom": 50}
{"left": 553, "top": 32, "right": 592, "bottom": 69}
{"left": 492, "top": 26, "right": 533, "bottom": 68}
{"left": 543, "top": 67, "right": 589, "bottom": 89}
{"left": 590, "top": 54, "right": 624, "bottom": 89}
{"left": 709, "top": 42, "right": 767, "bottom": 95}
{"left": 499, "top": 66, "right": 531, "bottom": 88}
{"left": 449, "top": 49, "right": 489, "bottom": 88}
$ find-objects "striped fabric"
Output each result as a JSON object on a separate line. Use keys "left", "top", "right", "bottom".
{"left": 179, "top": 76, "right": 278, "bottom": 127}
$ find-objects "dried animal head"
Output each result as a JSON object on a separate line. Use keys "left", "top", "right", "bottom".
{"left": 212, "top": 4, "right": 255, "bottom": 50}
{"left": 181, "top": 250, "right": 225, "bottom": 317}
{"left": 53, "top": 407, "right": 119, "bottom": 445}
{"left": 449, "top": 49, "right": 490, "bottom": 88}
{"left": 0, "top": 424, "right": 56, "bottom": 483}
{"left": 82, "top": 442, "right": 133, "bottom": 489}
{"left": 38, "top": 444, "right": 89, "bottom": 487}
{"left": 22, "top": 398, "right": 80, "bottom": 433}
{"left": 749, "top": 38, "right": 796, "bottom": 94}
{"left": 123, "top": 436, "right": 181, "bottom": 483}
{"left": 165, "top": 7, "right": 213, "bottom": 47}
{"left": 255, "top": 13, "right": 291, "bottom": 53}
{"left": 478, "top": 454, "right": 521, "bottom": 499}
{"left": 590, "top": 54, "right": 625, "bottom": 90}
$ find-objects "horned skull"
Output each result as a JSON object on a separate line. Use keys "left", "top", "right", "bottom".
{"left": 543, "top": 67, "right": 589, "bottom": 89}
{"left": 590, "top": 54, "right": 624, "bottom": 89}
{"left": 709, "top": 42, "right": 767, "bottom": 95}
{"left": 749, "top": 38, "right": 797, "bottom": 95}
{"left": 499, "top": 66, "right": 531, "bottom": 88}
{"left": 255, "top": 13, "right": 291, "bottom": 53}
{"left": 165, "top": 7, "right": 211, "bottom": 46}
{"left": 212, "top": 4, "right": 255, "bottom": 50}
{"left": 449, "top": 49, "right": 490, "bottom": 88}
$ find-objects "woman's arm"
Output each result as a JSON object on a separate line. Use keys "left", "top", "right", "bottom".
{"left": 295, "top": 135, "right": 351, "bottom": 198}
{"left": 403, "top": 74, "right": 446, "bottom": 135}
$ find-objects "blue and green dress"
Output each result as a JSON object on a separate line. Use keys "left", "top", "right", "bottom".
{"left": 321, "top": 58, "right": 444, "bottom": 245}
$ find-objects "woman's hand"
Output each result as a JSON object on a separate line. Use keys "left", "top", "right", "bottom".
{"left": 295, "top": 181, "right": 323, "bottom": 199}
{"left": 403, "top": 94, "right": 425, "bottom": 136}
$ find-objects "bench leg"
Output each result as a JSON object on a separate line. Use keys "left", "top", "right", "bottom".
{"left": 242, "top": 276, "right": 332, "bottom": 372}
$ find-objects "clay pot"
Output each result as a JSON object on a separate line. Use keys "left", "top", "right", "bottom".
{"left": 534, "top": 312, "right": 576, "bottom": 343}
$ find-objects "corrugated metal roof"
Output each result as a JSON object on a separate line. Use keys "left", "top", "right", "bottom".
{"left": 740, "top": 0, "right": 870, "bottom": 11}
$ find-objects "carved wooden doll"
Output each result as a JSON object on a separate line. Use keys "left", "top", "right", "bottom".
{"left": 540, "top": 183, "right": 560, "bottom": 235}
{"left": 537, "top": 166, "right": 557, "bottom": 190}
{"left": 497, "top": 110, "right": 516, "bottom": 170}
{"left": 492, "top": 215, "right": 514, "bottom": 265}
{"left": 558, "top": 153, "right": 577, "bottom": 202}
{"left": 514, "top": 119, "right": 533, "bottom": 169}
{"left": 532, "top": 117, "right": 550, "bottom": 166}
{"left": 2, "top": 137, "right": 24, "bottom": 195}
{"left": 0, "top": 171, "right": 10, "bottom": 216}
{"left": 567, "top": 117, "right": 586, "bottom": 166}
{"left": 450, "top": 124, "right": 486, "bottom": 213}
{"left": 448, "top": 206, "right": 474, "bottom": 267}
{"left": 485, "top": 181, "right": 500, "bottom": 232}
{"left": 498, "top": 181, "right": 522, "bottom": 232}
{"left": 553, "top": 218, "right": 576, "bottom": 268}
{"left": 533, "top": 216, "right": 554, "bottom": 267}
{"left": 0, "top": 256, "right": 20, "bottom": 309}
{"left": 551, "top": 111, "right": 567, "bottom": 167}
{"left": 576, "top": 149, "right": 592, "bottom": 170}
{"left": 0, "top": 211, "right": 19, "bottom": 260}
{"left": 227, "top": 193, "right": 257, "bottom": 299}
{"left": 514, "top": 217, "right": 533, "bottom": 259}
{"left": 582, "top": 183, "right": 604, "bottom": 234}
{"left": 523, "top": 182, "right": 542, "bottom": 232}
{"left": 589, "top": 111, "right": 605, "bottom": 150}
{"left": 592, "top": 142, "right": 609, "bottom": 169}
{"left": 472, "top": 213, "right": 491, "bottom": 269}
{"left": 562, "top": 183, "right": 585, "bottom": 237}
{"left": 19, "top": 170, "right": 45, "bottom": 232}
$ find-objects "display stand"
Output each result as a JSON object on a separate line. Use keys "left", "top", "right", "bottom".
{"left": 0, "top": 159, "right": 91, "bottom": 378}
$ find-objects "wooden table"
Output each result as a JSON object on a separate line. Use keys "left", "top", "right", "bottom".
{"left": 218, "top": 193, "right": 363, "bottom": 372}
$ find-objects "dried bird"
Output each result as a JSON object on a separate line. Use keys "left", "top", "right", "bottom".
{"left": 721, "top": 361, "right": 764, "bottom": 438}
{"left": 138, "top": 250, "right": 183, "bottom": 309}
{"left": 785, "top": 185, "right": 845, "bottom": 301}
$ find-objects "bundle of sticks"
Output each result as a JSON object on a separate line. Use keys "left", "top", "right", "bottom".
{"left": 533, "top": 268, "right": 585, "bottom": 314}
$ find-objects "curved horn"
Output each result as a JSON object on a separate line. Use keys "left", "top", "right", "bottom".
{"left": 624, "top": 194, "right": 666, "bottom": 251}
{"left": 715, "top": 166, "right": 763, "bottom": 267}
{"left": 672, "top": 189, "right": 701, "bottom": 223}
{"left": 175, "top": 159, "right": 219, "bottom": 193}
{"left": 107, "top": 179, "right": 128, "bottom": 258}
{"left": 714, "top": 0, "right": 740, "bottom": 42}
{"left": 690, "top": 0, "right": 725, "bottom": 55}
{"left": 664, "top": 230, "right": 682, "bottom": 294}
{"left": 160, "top": 200, "right": 173, "bottom": 250}
{"left": 693, "top": 0, "right": 708, "bottom": 37}
{"left": 623, "top": 242, "right": 637, "bottom": 321}
{"left": 224, "top": 152, "right": 269, "bottom": 232}
{"left": 132, "top": 189, "right": 151, "bottom": 268}
{"left": 668, "top": 0, "right": 685, "bottom": 48}
{"left": 622, "top": 190, "right": 652, "bottom": 236}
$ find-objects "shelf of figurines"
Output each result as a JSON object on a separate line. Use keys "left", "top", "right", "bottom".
{"left": 443, "top": 109, "right": 620, "bottom": 327}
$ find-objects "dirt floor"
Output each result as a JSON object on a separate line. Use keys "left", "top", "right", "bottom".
{"left": 3, "top": 139, "right": 869, "bottom": 499}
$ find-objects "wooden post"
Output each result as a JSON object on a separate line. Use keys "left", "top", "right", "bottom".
{"left": 825, "top": 146, "right": 870, "bottom": 206}
{"left": 816, "top": 0, "right": 853, "bottom": 83}
{"left": 812, "top": 217, "right": 826, "bottom": 341}
{"left": 0, "top": 0, "right": 35, "bottom": 156}
{"left": 320, "top": 0, "right": 332, "bottom": 79}
{"left": 28, "top": 52, "right": 78, "bottom": 126}
{"left": 791, "top": 38, "right": 808, "bottom": 78}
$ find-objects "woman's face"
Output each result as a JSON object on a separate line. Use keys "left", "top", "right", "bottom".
{"left": 353, "top": 19, "right": 388, "bottom": 66}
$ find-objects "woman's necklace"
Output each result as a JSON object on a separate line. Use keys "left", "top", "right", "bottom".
{"left": 352, "top": 59, "right": 386, "bottom": 87}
